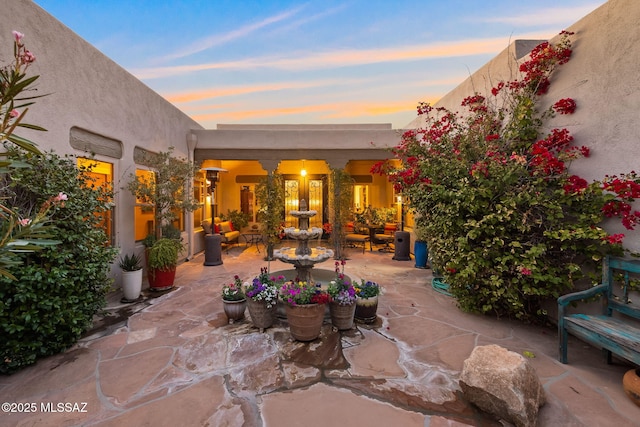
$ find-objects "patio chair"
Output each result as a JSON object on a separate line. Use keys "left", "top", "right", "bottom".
{"left": 345, "top": 222, "right": 369, "bottom": 253}
{"left": 374, "top": 223, "right": 397, "bottom": 252}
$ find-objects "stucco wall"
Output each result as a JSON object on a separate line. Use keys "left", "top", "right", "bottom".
{"left": 1, "top": 0, "right": 204, "bottom": 281}
{"left": 405, "top": 0, "right": 640, "bottom": 253}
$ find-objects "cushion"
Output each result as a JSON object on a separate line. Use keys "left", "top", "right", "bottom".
{"left": 220, "top": 221, "right": 233, "bottom": 233}
{"left": 345, "top": 222, "right": 355, "bottom": 233}
{"left": 201, "top": 220, "right": 212, "bottom": 234}
{"left": 214, "top": 216, "right": 222, "bottom": 224}
{"left": 384, "top": 223, "right": 397, "bottom": 235}
{"left": 214, "top": 223, "right": 220, "bottom": 233}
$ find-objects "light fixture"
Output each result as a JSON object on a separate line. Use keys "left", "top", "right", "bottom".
{"left": 202, "top": 166, "right": 228, "bottom": 193}
{"left": 300, "top": 160, "right": 307, "bottom": 177}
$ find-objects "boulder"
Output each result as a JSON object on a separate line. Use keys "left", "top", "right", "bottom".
{"left": 459, "top": 344, "right": 545, "bottom": 427}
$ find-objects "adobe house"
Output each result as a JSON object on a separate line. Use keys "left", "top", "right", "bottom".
{"left": 2, "top": 0, "right": 638, "bottom": 288}
{"left": 1, "top": 0, "right": 403, "bottom": 278}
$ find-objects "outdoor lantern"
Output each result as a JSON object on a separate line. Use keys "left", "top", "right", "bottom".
{"left": 202, "top": 166, "right": 227, "bottom": 218}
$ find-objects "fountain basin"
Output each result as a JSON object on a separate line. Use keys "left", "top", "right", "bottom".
{"left": 288, "top": 210, "right": 317, "bottom": 218}
{"left": 273, "top": 247, "right": 334, "bottom": 266}
{"left": 270, "top": 268, "right": 353, "bottom": 286}
{"left": 283, "top": 227, "right": 324, "bottom": 239}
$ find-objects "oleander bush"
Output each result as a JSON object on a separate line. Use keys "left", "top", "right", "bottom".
{"left": 0, "top": 150, "right": 117, "bottom": 374}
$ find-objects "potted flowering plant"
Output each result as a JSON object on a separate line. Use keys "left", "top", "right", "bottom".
{"left": 280, "top": 279, "right": 330, "bottom": 341}
{"left": 327, "top": 260, "right": 357, "bottom": 330}
{"left": 244, "top": 267, "right": 284, "bottom": 331}
{"left": 354, "top": 279, "right": 380, "bottom": 324}
{"left": 221, "top": 275, "right": 247, "bottom": 323}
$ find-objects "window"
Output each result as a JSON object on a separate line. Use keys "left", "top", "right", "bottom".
{"left": 77, "top": 158, "right": 114, "bottom": 245}
{"left": 133, "top": 169, "right": 155, "bottom": 241}
{"left": 353, "top": 184, "right": 369, "bottom": 213}
{"left": 193, "top": 171, "right": 206, "bottom": 228}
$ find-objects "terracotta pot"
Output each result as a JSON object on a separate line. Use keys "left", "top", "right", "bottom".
{"left": 285, "top": 303, "right": 325, "bottom": 341}
{"left": 623, "top": 368, "right": 640, "bottom": 407}
{"left": 329, "top": 301, "right": 356, "bottom": 330}
{"left": 223, "top": 298, "right": 247, "bottom": 324}
{"left": 247, "top": 299, "right": 277, "bottom": 331}
{"left": 355, "top": 295, "right": 378, "bottom": 324}
{"left": 147, "top": 267, "right": 176, "bottom": 291}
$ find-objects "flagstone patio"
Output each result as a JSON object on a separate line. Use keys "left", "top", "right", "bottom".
{"left": 1, "top": 244, "right": 638, "bottom": 426}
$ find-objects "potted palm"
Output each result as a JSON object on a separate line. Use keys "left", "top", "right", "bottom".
{"left": 118, "top": 252, "right": 143, "bottom": 302}
{"left": 147, "top": 238, "right": 182, "bottom": 291}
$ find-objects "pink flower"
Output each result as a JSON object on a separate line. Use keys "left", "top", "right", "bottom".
{"left": 20, "top": 50, "right": 35, "bottom": 64}
{"left": 18, "top": 218, "right": 31, "bottom": 226}
{"left": 9, "top": 109, "right": 19, "bottom": 118}
{"left": 12, "top": 31, "right": 24, "bottom": 44}
{"left": 518, "top": 266, "right": 532, "bottom": 275}
{"left": 54, "top": 192, "right": 68, "bottom": 202}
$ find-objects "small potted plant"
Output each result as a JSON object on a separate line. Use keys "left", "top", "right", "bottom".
{"left": 354, "top": 279, "right": 381, "bottom": 324}
{"left": 222, "top": 275, "right": 247, "bottom": 323}
{"left": 280, "top": 279, "right": 331, "bottom": 341}
{"left": 118, "top": 252, "right": 143, "bottom": 302}
{"left": 327, "top": 260, "right": 357, "bottom": 330}
{"left": 147, "top": 238, "right": 182, "bottom": 291}
{"left": 244, "top": 267, "right": 284, "bottom": 331}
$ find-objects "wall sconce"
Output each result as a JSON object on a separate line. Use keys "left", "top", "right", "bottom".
{"left": 300, "top": 160, "right": 307, "bottom": 177}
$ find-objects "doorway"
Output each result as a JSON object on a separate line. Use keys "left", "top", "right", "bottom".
{"left": 284, "top": 175, "right": 326, "bottom": 228}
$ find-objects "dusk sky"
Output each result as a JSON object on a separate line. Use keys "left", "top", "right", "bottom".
{"left": 34, "top": 0, "right": 606, "bottom": 129}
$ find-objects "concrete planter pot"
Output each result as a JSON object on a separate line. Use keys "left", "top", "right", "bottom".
{"left": 121, "top": 269, "right": 143, "bottom": 302}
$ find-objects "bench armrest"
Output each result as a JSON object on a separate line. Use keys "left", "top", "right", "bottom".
{"left": 558, "top": 283, "right": 607, "bottom": 307}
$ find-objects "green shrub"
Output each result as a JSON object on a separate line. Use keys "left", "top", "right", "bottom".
{"left": 220, "top": 209, "right": 250, "bottom": 231}
{"left": 377, "top": 32, "right": 632, "bottom": 321}
{"left": 0, "top": 150, "right": 117, "bottom": 374}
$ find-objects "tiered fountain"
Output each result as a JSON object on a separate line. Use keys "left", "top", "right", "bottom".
{"left": 273, "top": 199, "right": 334, "bottom": 283}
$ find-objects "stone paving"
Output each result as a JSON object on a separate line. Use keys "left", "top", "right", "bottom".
{"left": 1, "top": 244, "right": 639, "bottom": 426}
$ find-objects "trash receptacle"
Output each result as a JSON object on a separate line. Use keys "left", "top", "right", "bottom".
{"left": 393, "top": 231, "right": 411, "bottom": 261}
{"left": 204, "top": 234, "right": 223, "bottom": 266}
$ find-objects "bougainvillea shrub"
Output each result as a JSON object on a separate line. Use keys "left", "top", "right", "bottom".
{"left": 375, "top": 32, "right": 638, "bottom": 320}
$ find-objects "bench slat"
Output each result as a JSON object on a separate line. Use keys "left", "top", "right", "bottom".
{"left": 565, "top": 314, "right": 640, "bottom": 351}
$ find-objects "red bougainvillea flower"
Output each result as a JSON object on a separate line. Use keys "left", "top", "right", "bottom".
{"left": 605, "top": 233, "right": 625, "bottom": 245}
{"left": 563, "top": 175, "right": 588, "bottom": 194}
{"left": 553, "top": 98, "right": 577, "bottom": 114}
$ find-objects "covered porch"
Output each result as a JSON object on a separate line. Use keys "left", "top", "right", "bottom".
{"left": 188, "top": 124, "right": 408, "bottom": 256}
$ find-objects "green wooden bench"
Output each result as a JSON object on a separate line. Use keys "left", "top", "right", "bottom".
{"left": 558, "top": 255, "right": 640, "bottom": 365}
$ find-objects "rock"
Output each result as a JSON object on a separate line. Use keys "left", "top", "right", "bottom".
{"left": 459, "top": 344, "right": 545, "bottom": 427}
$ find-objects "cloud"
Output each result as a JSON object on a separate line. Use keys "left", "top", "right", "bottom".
{"left": 186, "top": 96, "right": 436, "bottom": 123}
{"left": 165, "top": 79, "right": 350, "bottom": 104}
{"left": 159, "top": 4, "right": 307, "bottom": 62}
{"left": 133, "top": 33, "right": 551, "bottom": 80}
